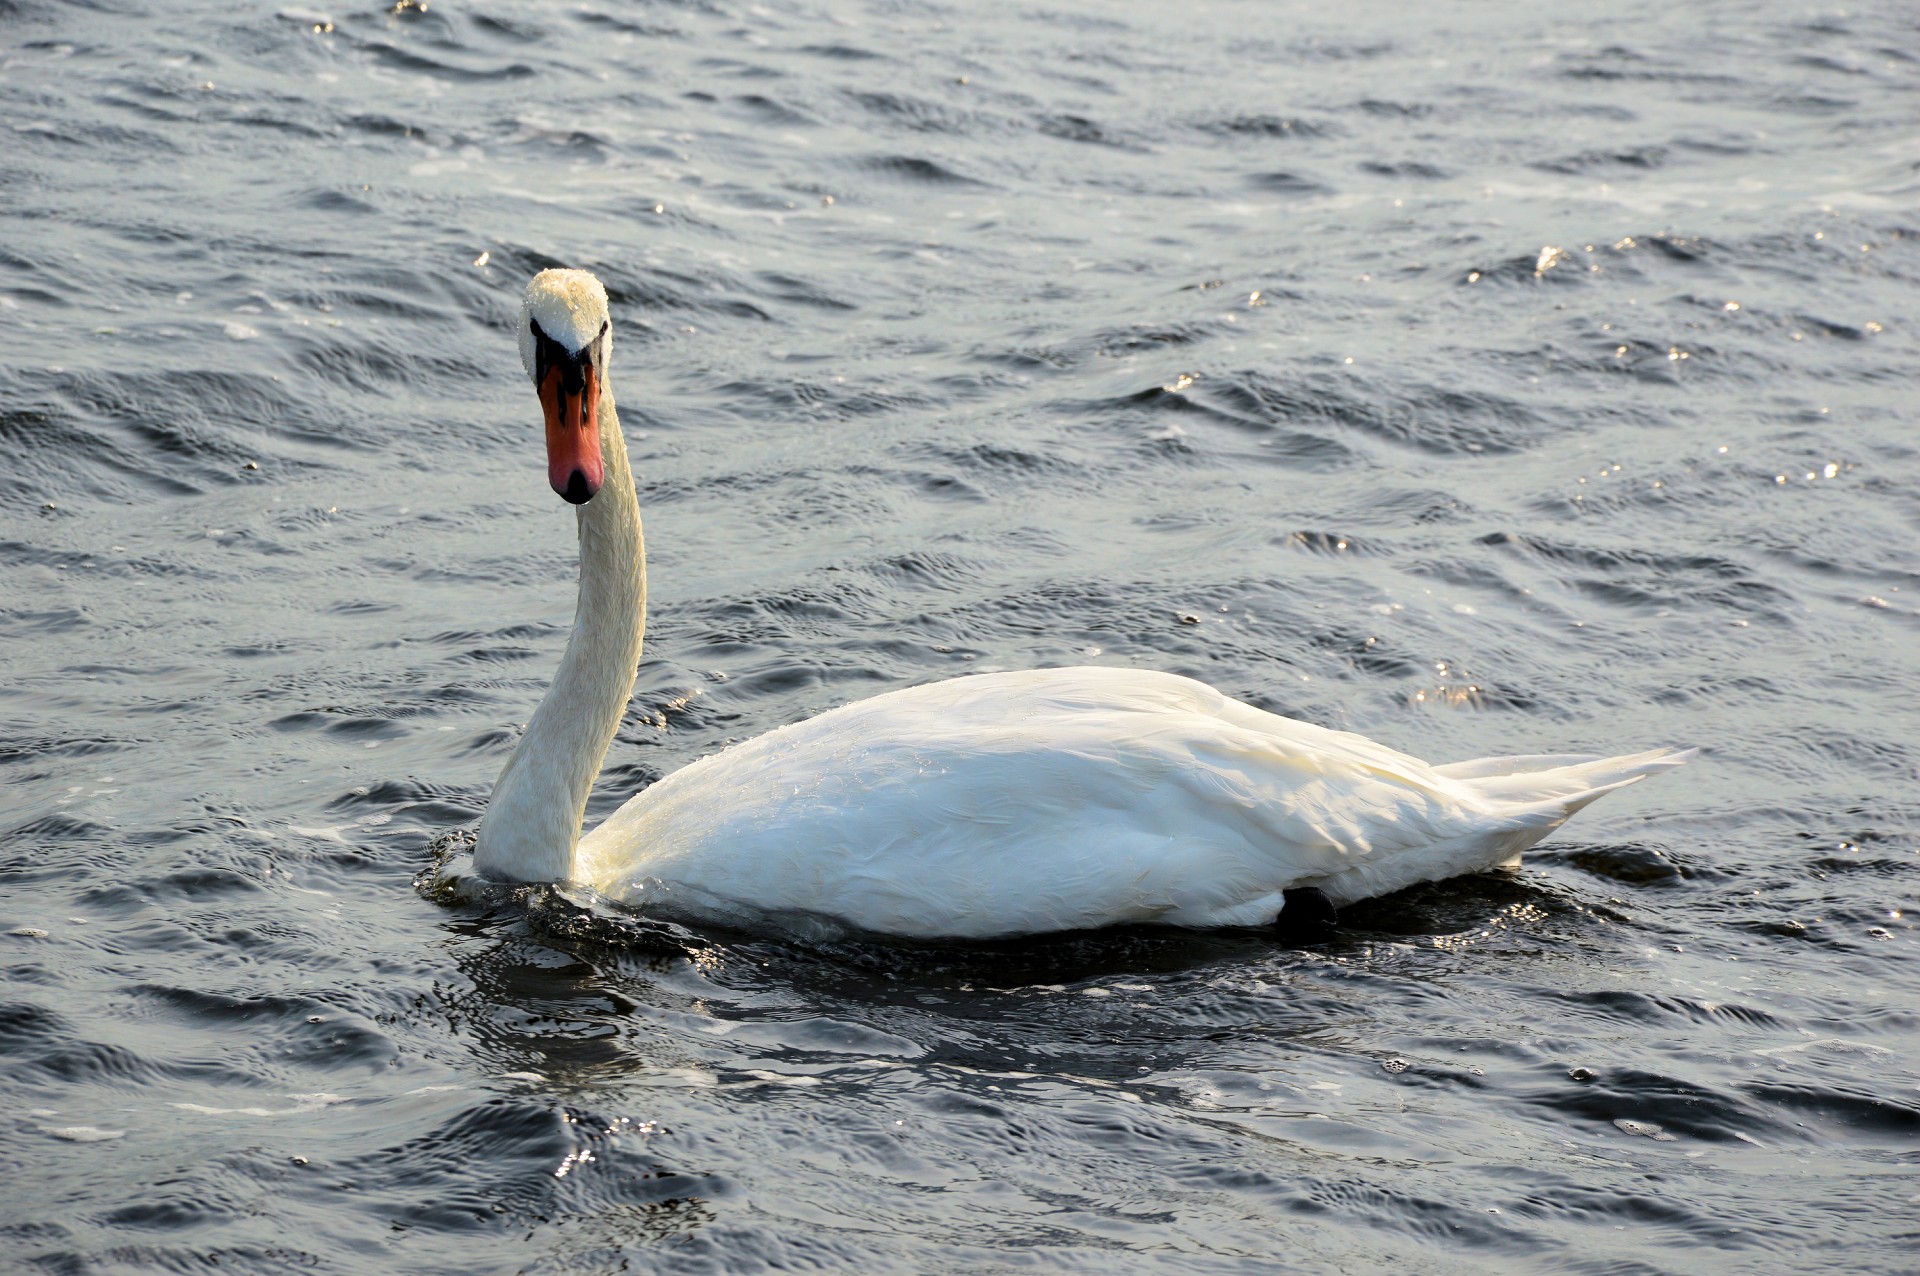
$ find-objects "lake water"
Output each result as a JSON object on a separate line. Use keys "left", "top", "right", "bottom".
{"left": 3, "top": 0, "right": 1918, "bottom": 1270}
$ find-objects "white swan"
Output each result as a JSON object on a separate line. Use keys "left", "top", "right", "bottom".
{"left": 472, "top": 268, "right": 1691, "bottom": 940}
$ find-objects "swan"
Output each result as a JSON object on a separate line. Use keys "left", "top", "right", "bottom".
{"left": 471, "top": 268, "right": 1691, "bottom": 940}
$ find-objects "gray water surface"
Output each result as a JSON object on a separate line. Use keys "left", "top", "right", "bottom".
{"left": 3, "top": 0, "right": 1918, "bottom": 1271}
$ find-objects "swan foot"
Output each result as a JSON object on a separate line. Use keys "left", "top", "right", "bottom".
{"left": 1274, "top": 887, "right": 1338, "bottom": 944}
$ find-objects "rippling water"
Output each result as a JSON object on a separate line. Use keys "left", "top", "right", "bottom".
{"left": 4, "top": 0, "right": 1918, "bottom": 1270}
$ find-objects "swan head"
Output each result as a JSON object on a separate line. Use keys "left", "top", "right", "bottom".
{"left": 519, "top": 269, "right": 611, "bottom": 505}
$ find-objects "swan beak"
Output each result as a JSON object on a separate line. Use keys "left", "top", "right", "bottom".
{"left": 539, "top": 359, "right": 603, "bottom": 505}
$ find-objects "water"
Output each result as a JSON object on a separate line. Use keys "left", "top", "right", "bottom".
{"left": 3, "top": 0, "right": 1918, "bottom": 1269}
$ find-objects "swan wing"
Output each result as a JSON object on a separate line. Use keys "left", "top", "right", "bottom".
{"left": 576, "top": 668, "right": 1506, "bottom": 937}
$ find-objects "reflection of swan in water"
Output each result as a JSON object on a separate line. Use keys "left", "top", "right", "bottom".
{"left": 472, "top": 268, "right": 1691, "bottom": 941}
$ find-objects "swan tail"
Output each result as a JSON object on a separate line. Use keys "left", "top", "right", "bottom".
{"left": 1438, "top": 746, "right": 1698, "bottom": 820}
{"left": 1300, "top": 748, "right": 1695, "bottom": 908}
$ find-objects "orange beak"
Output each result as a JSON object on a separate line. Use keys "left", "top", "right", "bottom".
{"left": 539, "top": 358, "right": 602, "bottom": 504}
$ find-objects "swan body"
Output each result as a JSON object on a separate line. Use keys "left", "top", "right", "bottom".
{"left": 473, "top": 269, "right": 1691, "bottom": 940}
{"left": 575, "top": 666, "right": 1687, "bottom": 937}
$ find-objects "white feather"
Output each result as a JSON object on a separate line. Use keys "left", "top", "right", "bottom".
{"left": 577, "top": 668, "right": 1691, "bottom": 936}
{"left": 475, "top": 270, "right": 1693, "bottom": 940}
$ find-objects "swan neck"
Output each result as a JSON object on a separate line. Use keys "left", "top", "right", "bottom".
{"left": 474, "top": 388, "right": 646, "bottom": 883}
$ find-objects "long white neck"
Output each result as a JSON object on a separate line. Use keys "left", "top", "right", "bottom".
{"left": 473, "top": 387, "right": 646, "bottom": 883}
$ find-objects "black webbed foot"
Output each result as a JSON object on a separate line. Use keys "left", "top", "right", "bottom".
{"left": 1274, "top": 886, "right": 1339, "bottom": 944}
